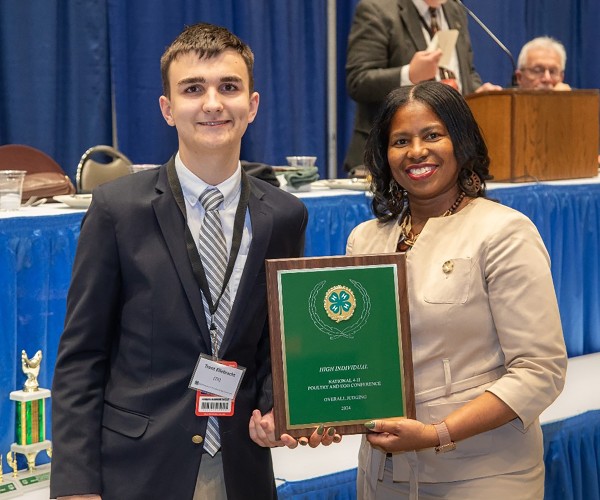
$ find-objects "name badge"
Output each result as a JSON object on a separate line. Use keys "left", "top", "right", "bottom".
{"left": 189, "top": 354, "right": 245, "bottom": 400}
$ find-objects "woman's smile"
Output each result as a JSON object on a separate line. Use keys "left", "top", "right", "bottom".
{"left": 405, "top": 164, "right": 437, "bottom": 180}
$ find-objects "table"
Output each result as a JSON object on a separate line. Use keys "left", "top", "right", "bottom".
{"left": 487, "top": 177, "right": 600, "bottom": 358}
{"left": 272, "top": 353, "right": 600, "bottom": 500}
{"left": 0, "top": 189, "right": 373, "bottom": 477}
{"left": 20, "top": 355, "right": 600, "bottom": 500}
{"left": 0, "top": 209, "right": 83, "bottom": 472}
{"left": 294, "top": 188, "right": 373, "bottom": 257}
{"left": 2, "top": 178, "right": 600, "bottom": 494}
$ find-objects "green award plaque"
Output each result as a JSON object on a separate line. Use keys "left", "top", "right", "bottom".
{"left": 266, "top": 253, "right": 414, "bottom": 437}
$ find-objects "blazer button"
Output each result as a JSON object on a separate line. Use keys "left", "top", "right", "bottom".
{"left": 192, "top": 435, "right": 204, "bottom": 444}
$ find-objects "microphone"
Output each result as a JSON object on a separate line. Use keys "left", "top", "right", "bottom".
{"left": 453, "top": 0, "right": 518, "bottom": 87}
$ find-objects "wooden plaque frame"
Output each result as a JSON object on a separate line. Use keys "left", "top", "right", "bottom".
{"left": 266, "top": 253, "right": 415, "bottom": 438}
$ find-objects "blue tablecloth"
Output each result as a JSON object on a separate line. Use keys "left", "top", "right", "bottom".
{"left": 300, "top": 192, "right": 373, "bottom": 257}
{"left": 275, "top": 411, "right": 600, "bottom": 500}
{"left": 277, "top": 468, "right": 357, "bottom": 499}
{"left": 489, "top": 183, "right": 600, "bottom": 358}
{"left": 1, "top": 183, "right": 600, "bottom": 497}
{"left": 543, "top": 410, "right": 600, "bottom": 500}
{"left": 0, "top": 192, "right": 373, "bottom": 472}
{"left": 0, "top": 213, "right": 82, "bottom": 466}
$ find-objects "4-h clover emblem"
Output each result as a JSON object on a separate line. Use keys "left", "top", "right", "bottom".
{"left": 324, "top": 285, "right": 356, "bottom": 322}
{"left": 308, "top": 279, "right": 371, "bottom": 340}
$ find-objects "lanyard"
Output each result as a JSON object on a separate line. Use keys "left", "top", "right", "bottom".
{"left": 167, "top": 162, "right": 250, "bottom": 322}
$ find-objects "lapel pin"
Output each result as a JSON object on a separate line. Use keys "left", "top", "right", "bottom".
{"left": 442, "top": 260, "right": 454, "bottom": 274}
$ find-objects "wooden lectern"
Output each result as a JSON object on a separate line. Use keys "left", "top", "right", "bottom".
{"left": 465, "top": 89, "right": 599, "bottom": 182}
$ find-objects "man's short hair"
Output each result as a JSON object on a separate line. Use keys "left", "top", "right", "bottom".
{"left": 517, "top": 36, "right": 567, "bottom": 71}
{"left": 160, "top": 23, "right": 254, "bottom": 97}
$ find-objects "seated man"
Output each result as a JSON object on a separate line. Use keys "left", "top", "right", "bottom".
{"left": 515, "top": 36, "right": 571, "bottom": 90}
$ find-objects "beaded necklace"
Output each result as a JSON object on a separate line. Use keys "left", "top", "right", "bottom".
{"left": 397, "top": 191, "right": 466, "bottom": 251}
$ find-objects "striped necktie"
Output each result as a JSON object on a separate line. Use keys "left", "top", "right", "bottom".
{"left": 429, "top": 7, "right": 440, "bottom": 36}
{"left": 198, "top": 187, "right": 231, "bottom": 456}
{"left": 428, "top": 7, "right": 456, "bottom": 81}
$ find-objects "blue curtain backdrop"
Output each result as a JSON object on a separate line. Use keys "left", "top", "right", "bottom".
{"left": 0, "top": 0, "right": 112, "bottom": 178}
{"left": 106, "top": 0, "right": 328, "bottom": 170}
{"left": 0, "top": 0, "right": 599, "bottom": 180}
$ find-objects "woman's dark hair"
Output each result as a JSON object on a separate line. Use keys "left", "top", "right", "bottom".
{"left": 364, "top": 81, "right": 490, "bottom": 222}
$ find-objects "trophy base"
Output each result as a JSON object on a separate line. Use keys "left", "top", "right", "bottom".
{"left": 0, "top": 464, "right": 50, "bottom": 498}
{"left": 10, "top": 441, "right": 51, "bottom": 456}
{"left": 0, "top": 480, "right": 20, "bottom": 499}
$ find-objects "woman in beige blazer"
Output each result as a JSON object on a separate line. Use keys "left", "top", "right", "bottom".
{"left": 347, "top": 81, "right": 567, "bottom": 499}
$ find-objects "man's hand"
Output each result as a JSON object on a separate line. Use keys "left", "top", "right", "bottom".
{"left": 475, "top": 82, "right": 503, "bottom": 93}
{"left": 409, "top": 50, "right": 443, "bottom": 83}
{"left": 249, "top": 409, "right": 298, "bottom": 448}
{"left": 553, "top": 81, "right": 572, "bottom": 91}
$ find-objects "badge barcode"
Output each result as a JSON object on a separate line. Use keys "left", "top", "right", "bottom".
{"left": 200, "top": 400, "right": 229, "bottom": 410}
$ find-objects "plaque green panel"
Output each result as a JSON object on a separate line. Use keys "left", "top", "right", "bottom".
{"left": 278, "top": 265, "right": 406, "bottom": 428}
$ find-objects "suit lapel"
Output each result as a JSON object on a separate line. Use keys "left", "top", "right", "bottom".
{"left": 152, "top": 159, "right": 212, "bottom": 350}
{"left": 442, "top": 2, "right": 462, "bottom": 31}
{"left": 400, "top": 0, "right": 428, "bottom": 51}
{"left": 219, "top": 181, "right": 272, "bottom": 355}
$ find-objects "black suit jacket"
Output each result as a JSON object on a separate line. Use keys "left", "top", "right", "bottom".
{"left": 50, "top": 159, "right": 308, "bottom": 499}
{"left": 344, "top": 0, "right": 483, "bottom": 170}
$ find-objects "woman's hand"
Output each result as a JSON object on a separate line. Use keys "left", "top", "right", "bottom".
{"left": 303, "top": 423, "right": 342, "bottom": 448}
{"left": 365, "top": 417, "right": 437, "bottom": 453}
{"left": 249, "top": 409, "right": 342, "bottom": 448}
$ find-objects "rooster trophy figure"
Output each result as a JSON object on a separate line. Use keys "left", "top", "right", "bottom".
{"left": 21, "top": 349, "right": 42, "bottom": 392}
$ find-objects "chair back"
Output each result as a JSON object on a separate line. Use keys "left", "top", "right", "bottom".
{"left": 0, "top": 144, "right": 63, "bottom": 173}
{"left": 0, "top": 144, "right": 76, "bottom": 201}
{"left": 76, "top": 145, "right": 132, "bottom": 193}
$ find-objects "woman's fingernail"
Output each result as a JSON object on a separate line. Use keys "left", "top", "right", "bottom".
{"left": 316, "top": 424, "right": 324, "bottom": 436}
{"left": 364, "top": 421, "right": 375, "bottom": 430}
{"left": 299, "top": 438, "right": 308, "bottom": 446}
{"left": 327, "top": 427, "right": 336, "bottom": 436}
{"left": 333, "top": 435, "right": 342, "bottom": 443}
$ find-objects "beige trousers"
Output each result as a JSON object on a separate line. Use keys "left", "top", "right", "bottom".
{"left": 193, "top": 452, "right": 228, "bottom": 500}
{"left": 358, "top": 457, "right": 544, "bottom": 500}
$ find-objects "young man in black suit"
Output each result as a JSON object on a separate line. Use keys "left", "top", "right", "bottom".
{"left": 50, "top": 23, "right": 325, "bottom": 500}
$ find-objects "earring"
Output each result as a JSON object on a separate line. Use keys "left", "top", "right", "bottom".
{"left": 459, "top": 169, "right": 482, "bottom": 197}
{"left": 387, "top": 179, "right": 405, "bottom": 214}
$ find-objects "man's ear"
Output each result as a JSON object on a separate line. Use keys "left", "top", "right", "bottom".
{"left": 514, "top": 70, "right": 523, "bottom": 87}
{"left": 247, "top": 91, "right": 260, "bottom": 124}
{"left": 159, "top": 95, "right": 176, "bottom": 127}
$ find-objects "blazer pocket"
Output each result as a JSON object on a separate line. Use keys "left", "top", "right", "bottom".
{"left": 102, "top": 402, "right": 149, "bottom": 439}
{"left": 423, "top": 257, "right": 471, "bottom": 304}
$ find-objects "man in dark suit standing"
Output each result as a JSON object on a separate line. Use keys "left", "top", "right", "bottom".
{"left": 344, "top": 0, "right": 501, "bottom": 173}
{"left": 50, "top": 23, "right": 310, "bottom": 500}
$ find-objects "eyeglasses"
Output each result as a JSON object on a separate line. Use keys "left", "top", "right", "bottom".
{"left": 521, "top": 66, "right": 563, "bottom": 78}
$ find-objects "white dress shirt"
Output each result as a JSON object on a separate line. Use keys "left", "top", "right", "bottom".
{"left": 175, "top": 153, "right": 252, "bottom": 305}
{"left": 401, "top": 0, "right": 462, "bottom": 92}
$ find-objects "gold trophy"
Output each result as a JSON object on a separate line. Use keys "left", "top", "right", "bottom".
{"left": 2, "top": 350, "right": 52, "bottom": 497}
{"left": 0, "top": 453, "right": 19, "bottom": 498}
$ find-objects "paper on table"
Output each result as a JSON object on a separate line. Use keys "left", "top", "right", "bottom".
{"left": 428, "top": 29, "right": 459, "bottom": 68}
